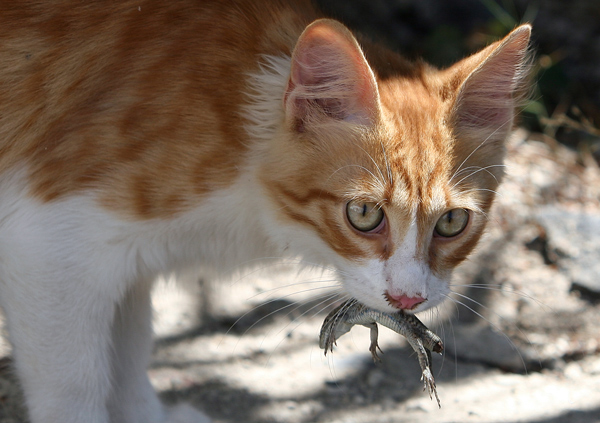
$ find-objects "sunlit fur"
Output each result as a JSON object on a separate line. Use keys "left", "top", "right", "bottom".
{"left": 0, "top": 1, "right": 530, "bottom": 422}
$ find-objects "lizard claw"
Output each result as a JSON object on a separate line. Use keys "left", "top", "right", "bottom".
{"left": 368, "top": 340, "right": 384, "bottom": 362}
{"left": 324, "top": 338, "right": 336, "bottom": 356}
{"left": 366, "top": 322, "right": 383, "bottom": 362}
{"left": 421, "top": 367, "right": 441, "bottom": 408}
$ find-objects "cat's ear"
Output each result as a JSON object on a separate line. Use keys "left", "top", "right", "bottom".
{"left": 448, "top": 24, "right": 532, "bottom": 144}
{"left": 284, "top": 19, "right": 380, "bottom": 132}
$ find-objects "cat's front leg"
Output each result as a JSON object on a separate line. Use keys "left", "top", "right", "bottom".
{"left": 107, "top": 280, "right": 165, "bottom": 423}
{"left": 107, "top": 279, "right": 212, "bottom": 423}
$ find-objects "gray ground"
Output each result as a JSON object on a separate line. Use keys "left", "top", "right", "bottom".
{"left": 1, "top": 130, "right": 600, "bottom": 422}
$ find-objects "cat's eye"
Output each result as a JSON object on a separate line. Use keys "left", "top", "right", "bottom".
{"left": 435, "top": 209, "right": 469, "bottom": 238}
{"left": 346, "top": 200, "right": 384, "bottom": 232}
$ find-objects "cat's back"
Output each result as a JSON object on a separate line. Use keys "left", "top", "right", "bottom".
{"left": 0, "top": 0, "right": 315, "bottom": 217}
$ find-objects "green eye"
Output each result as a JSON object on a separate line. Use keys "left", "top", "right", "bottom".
{"left": 435, "top": 209, "right": 469, "bottom": 237}
{"left": 346, "top": 200, "right": 384, "bottom": 232}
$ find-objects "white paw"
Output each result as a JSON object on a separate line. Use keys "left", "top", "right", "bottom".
{"left": 167, "top": 403, "right": 212, "bottom": 423}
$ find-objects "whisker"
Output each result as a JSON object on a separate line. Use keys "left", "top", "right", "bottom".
{"left": 235, "top": 257, "right": 339, "bottom": 273}
{"left": 325, "top": 164, "right": 382, "bottom": 190}
{"left": 246, "top": 279, "right": 340, "bottom": 302}
{"left": 317, "top": 294, "right": 353, "bottom": 390}
{"left": 443, "top": 293, "right": 534, "bottom": 373}
{"left": 267, "top": 291, "right": 345, "bottom": 342}
{"left": 428, "top": 298, "right": 462, "bottom": 383}
{"left": 357, "top": 145, "right": 388, "bottom": 188}
{"left": 445, "top": 304, "right": 460, "bottom": 383}
{"left": 451, "top": 164, "right": 507, "bottom": 189}
{"left": 264, "top": 292, "right": 348, "bottom": 364}
{"left": 217, "top": 285, "right": 339, "bottom": 351}
{"left": 450, "top": 290, "right": 544, "bottom": 368}
{"left": 243, "top": 289, "right": 343, "bottom": 354}
{"left": 453, "top": 164, "right": 506, "bottom": 180}
{"left": 450, "top": 115, "right": 516, "bottom": 182}
{"left": 460, "top": 188, "right": 503, "bottom": 198}
{"left": 450, "top": 283, "right": 552, "bottom": 311}
{"left": 379, "top": 138, "right": 394, "bottom": 185}
{"left": 220, "top": 258, "right": 350, "bottom": 293}
{"left": 425, "top": 306, "right": 453, "bottom": 379}
{"left": 452, "top": 165, "right": 485, "bottom": 178}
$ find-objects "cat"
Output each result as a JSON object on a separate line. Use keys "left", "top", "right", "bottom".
{"left": 0, "top": 0, "right": 531, "bottom": 422}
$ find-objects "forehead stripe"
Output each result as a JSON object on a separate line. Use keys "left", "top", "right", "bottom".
{"left": 274, "top": 183, "right": 342, "bottom": 206}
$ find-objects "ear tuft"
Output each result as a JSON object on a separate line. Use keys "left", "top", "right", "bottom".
{"left": 284, "top": 19, "right": 380, "bottom": 132}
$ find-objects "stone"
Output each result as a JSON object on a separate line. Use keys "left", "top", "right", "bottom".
{"left": 443, "top": 322, "right": 528, "bottom": 372}
{"left": 536, "top": 207, "right": 600, "bottom": 301}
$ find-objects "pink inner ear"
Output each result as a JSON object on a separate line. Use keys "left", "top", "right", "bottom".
{"left": 456, "top": 66, "right": 518, "bottom": 132}
{"left": 454, "top": 26, "right": 530, "bottom": 135}
{"left": 457, "top": 87, "right": 512, "bottom": 129}
{"left": 284, "top": 19, "right": 379, "bottom": 129}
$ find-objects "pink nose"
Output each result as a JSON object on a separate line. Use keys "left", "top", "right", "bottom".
{"left": 385, "top": 292, "right": 425, "bottom": 310}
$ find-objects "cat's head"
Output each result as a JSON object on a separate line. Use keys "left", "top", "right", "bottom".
{"left": 258, "top": 19, "right": 531, "bottom": 313}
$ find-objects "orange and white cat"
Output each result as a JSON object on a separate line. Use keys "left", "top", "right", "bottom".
{"left": 0, "top": 1, "right": 530, "bottom": 422}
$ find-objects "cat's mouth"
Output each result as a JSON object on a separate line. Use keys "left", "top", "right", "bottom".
{"left": 384, "top": 290, "right": 426, "bottom": 311}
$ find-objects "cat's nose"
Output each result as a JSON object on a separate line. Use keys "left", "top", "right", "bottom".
{"left": 385, "top": 292, "right": 425, "bottom": 310}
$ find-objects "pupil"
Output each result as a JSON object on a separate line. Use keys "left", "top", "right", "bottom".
{"left": 362, "top": 204, "right": 367, "bottom": 217}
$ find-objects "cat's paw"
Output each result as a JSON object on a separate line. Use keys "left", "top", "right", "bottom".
{"left": 166, "top": 403, "right": 212, "bottom": 423}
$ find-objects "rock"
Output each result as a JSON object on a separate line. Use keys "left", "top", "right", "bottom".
{"left": 443, "top": 322, "right": 529, "bottom": 372}
{"left": 536, "top": 207, "right": 600, "bottom": 301}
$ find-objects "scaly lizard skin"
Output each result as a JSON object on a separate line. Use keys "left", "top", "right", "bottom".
{"left": 319, "top": 298, "right": 443, "bottom": 407}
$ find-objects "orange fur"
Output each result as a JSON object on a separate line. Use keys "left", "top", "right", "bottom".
{"left": 0, "top": 0, "right": 315, "bottom": 218}
{"left": 0, "top": 0, "right": 530, "bottom": 268}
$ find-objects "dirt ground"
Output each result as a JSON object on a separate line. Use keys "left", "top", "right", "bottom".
{"left": 1, "top": 130, "right": 599, "bottom": 422}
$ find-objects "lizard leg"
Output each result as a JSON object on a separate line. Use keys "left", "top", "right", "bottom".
{"left": 406, "top": 337, "right": 441, "bottom": 408}
{"left": 365, "top": 323, "right": 383, "bottom": 362}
